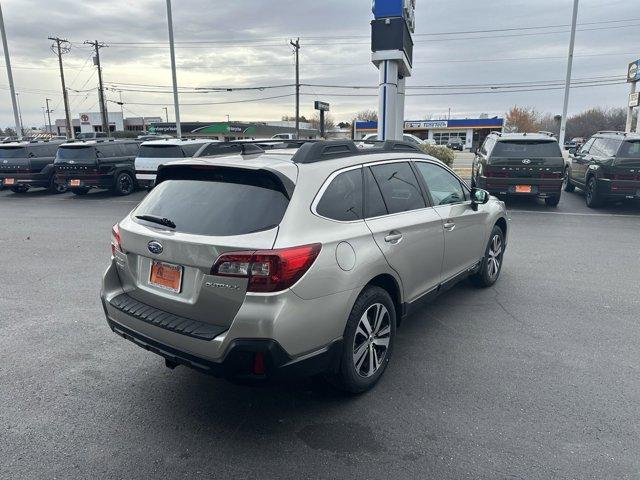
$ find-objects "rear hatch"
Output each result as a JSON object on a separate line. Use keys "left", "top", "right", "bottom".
{"left": 116, "top": 165, "right": 292, "bottom": 329}
{"left": 487, "top": 140, "right": 564, "bottom": 178}
{"left": 0, "top": 146, "right": 29, "bottom": 174}
{"left": 135, "top": 144, "right": 185, "bottom": 173}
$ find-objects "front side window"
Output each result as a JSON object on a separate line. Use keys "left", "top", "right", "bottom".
{"left": 316, "top": 169, "right": 363, "bottom": 221}
{"left": 415, "top": 162, "right": 466, "bottom": 206}
{"left": 579, "top": 138, "right": 595, "bottom": 154}
{"left": 370, "top": 162, "right": 426, "bottom": 214}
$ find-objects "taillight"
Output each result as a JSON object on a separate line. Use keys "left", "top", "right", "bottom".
{"left": 211, "top": 243, "right": 322, "bottom": 293}
{"left": 111, "top": 224, "right": 124, "bottom": 256}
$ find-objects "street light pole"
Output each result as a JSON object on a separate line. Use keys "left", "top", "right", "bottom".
{"left": 166, "top": 0, "right": 181, "bottom": 139}
{"left": 16, "top": 92, "right": 24, "bottom": 135}
{"left": 559, "top": 0, "right": 579, "bottom": 147}
{"left": 45, "top": 98, "right": 53, "bottom": 134}
{"left": 0, "top": 3, "right": 22, "bottom": 139}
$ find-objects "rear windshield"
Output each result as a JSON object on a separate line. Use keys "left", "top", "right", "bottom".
{"left": 0, "top": 147, "right": 26, "bottom": 158}
{"left": 138, "top": 145, "right": 184, "bottom": 159}
{"left": 618, "top": 141, "right": 640, "bottom": 158}
{"left": 133, "top": 170, "right": 289, "bottom": 236}
{"left": 56, "top": 146, "right": 96, "bottom": 162}
{"left": 492, "top": 140, "right": 562, "bottom": 158}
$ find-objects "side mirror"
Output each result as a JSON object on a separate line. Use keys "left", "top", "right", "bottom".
{"left": 470, "top": 146, "right": 477, "bottom": 155}
{"left": 568, "top": 147, "right": 577, "bottom": 155}
{"left": 471, "top": 188, "right": 490, "bottom": 210}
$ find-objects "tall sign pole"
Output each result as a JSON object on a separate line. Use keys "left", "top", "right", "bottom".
{"left": 559, "top": 0, "right": 579, "bottom": 147}
{"left": 166, "top": 0, "right": 181, "bottom": 138}
{"left": 625, "top": 59, "right": 639, "bottom": 132}
{"left": 0, "top": 3, "right": 22, "bottom": 140}
{"left": 371, "top": 0, "right": 416, "bottom": 141}
{"left": 290, "top": 38, "right": 301, "bottom": 139}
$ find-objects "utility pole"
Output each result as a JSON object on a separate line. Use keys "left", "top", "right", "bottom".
{"left": 559, "top": 0, "right": 579, "bottom": 147}
{"left": 48, "top": 36, "right": 73, "bottom": 139}
{"left": 166, "top": 0, "right": 181, "bottom": 138}
{"left": 0, "top": 3, "right": 22, "bottom": 139}
{"left": 45, "top": 98, "right": 53, "bottom": 134}
{"left": 85, "top": 40, "right": 109, "bottom": 136}
{"left": 290, "top": 38, "right": 300, "bottom": 139}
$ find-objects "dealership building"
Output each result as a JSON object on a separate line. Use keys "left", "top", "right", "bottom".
{"left": 354, "top": 117, "right": 504, "bottom": 149}
{"left": 55, "top": 112, "right": 163, "bottom": 136}
{"left": 148, "top": 121, "right": 319, "bottom": 140}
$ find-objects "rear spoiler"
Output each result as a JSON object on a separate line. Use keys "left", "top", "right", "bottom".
{"left": 155, "top": 163, "right": 296, "bottom": 199}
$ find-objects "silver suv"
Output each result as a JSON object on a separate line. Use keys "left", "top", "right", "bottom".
{"left": 101, "top": 141, "right": 508, "bottom": 393}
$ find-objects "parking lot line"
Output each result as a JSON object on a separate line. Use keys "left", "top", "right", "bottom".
{"left": 509, "top": 209, "right": 640, "bottom": 218}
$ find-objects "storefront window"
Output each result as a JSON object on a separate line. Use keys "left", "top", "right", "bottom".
{"left": 432, "top": 132, "right": 467, "bottom": 145}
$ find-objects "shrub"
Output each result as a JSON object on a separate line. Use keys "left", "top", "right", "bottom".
{"left": 418, "top": 144, "right": 455, "bottom": 168}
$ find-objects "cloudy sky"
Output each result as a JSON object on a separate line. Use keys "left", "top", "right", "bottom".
{"left": 0, "top": 0, "right": 638, "bottom": 129}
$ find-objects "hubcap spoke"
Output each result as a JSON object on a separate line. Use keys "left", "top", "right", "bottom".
{"left": 373, "top": 336, "right": 389, "bottom": 348}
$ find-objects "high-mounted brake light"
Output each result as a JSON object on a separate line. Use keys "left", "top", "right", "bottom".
{"left": 211, "top": 244, "right": 322, "bottom": 293}
{"left": 111, "top": 224, "right": 124, "bottom": 256}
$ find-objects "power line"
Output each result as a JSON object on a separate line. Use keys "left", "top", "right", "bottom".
{"left": 115, "top": 93, "right": 296, "bottom": 106}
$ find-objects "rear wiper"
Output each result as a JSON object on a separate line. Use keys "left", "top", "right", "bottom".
{"left": 135, "top": 214, "right": 176, "bottom": 229}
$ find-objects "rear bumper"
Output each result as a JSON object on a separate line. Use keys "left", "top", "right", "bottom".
{"left": 55, "top": 172, "right": 114, "bottom": 189}
{"left": 135, "top": 172, "right": 156, "bottom": 189}
{"left": 596, "top": 178, "right": 640, "bottom": 200}
{"left": 103, "top": 303, "right": 342, "bottom": 379}
{"left": 0, "top": 171, "right": 50, "bottom": 188}
{"left": 477, "top": 176, "right": 563, "bottom": 197}
{"left": 101, "top": 260, "right": 353, "bottom": 379}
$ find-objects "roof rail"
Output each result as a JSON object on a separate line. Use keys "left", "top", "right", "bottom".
{"left": 596, "top": 131, "right": 625, "bottom": 135}
{"left": 196, "top": 141, "right": 266, "bottom": 157}
{"left": 291, "top": 140, "right": 421, "bottom": 164}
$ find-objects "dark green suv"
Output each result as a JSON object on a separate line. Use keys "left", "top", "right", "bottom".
{"left": 472, "top": 132, "right": 564, "bottom": 207}
{"left": 564, "top": 131, "right": 640, "bottom": 208}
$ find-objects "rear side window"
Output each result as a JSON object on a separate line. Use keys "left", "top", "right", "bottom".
{"left": 491, "top": 140, "right": 562, "bottom": 158}
{"left": 370, "top": 162, "right": 426, "bottom": 214}
{"left": 182, "top": 144, "right": 203, "bottom": 157}
{"left": 134, "top": 169, "right": 289, "bottom": 236}
{"left": 618, "top": 141, "right": 640, "bottom": 158}
{"left": 315, "top": 169, "right": 363, "bottom": 221}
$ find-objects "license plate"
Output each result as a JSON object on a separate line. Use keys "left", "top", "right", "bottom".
{"left": 4, "top": 178, "right": 15, "bottom": 186}
{"left": 149, "top": 260, "right": 183, "bottom": 293}
{"left": 515, "top": 185, "right": 532, "bottom": 193}
{"left": 69, "top": 179, "right": 81, "bottom": 187}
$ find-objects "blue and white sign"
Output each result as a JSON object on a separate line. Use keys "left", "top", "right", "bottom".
{"left": 628, "top": 59, "right": 640, "bottom": 83}
{"left": 372, "top": 0, "right": 415, "bottom": 31}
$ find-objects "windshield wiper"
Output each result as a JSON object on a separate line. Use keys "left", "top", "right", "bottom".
{"left": 135, "top": 214, "right": 176, "bottom": 229}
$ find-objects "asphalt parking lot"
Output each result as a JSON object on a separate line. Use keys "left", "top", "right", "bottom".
{"left": 1, "top": 187, "right": 639, "bottom": 479}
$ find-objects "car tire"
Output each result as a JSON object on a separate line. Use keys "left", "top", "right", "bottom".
{"left": 563, "top": 168, "right": 575, "bottom": 192}
{"left": 48, "top": 176, "right": 68, "bottom": 194}
{"left": 545, "top": 195, "right": 560, "bottom": 207}
{"left": 470, "top": 225, "right": 505, "bottom": 288}
{"left": 10, "top": 185, "right": 29, "bottom": 193}
{"left": 585, "top": 176, "right": 603, "bottom": 208}
{"left": 70, "top": 187, "right": 90, "bottom": 196}
{"left": 330, "top": 286, "right": 396, "bottom": 394}
{"left": 113, "top": 172, "right": 135, "bottom": 196}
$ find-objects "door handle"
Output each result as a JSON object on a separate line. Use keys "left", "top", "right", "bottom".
{"left": 443, "top": 221, "right": 456, "bottom": 232}
{"left": 384, "top": 231, "right": 403, "bottom": 244}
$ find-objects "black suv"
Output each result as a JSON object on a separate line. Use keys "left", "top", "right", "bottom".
{"left": 0, "top": 140, "right": 67, "bottom": 193}
{"left": 54, "top": 140, "right": 140, "bottom": 196}
{"left": 472, "top": 132, "right": 564, "bottom": 207}
{"left": 446, "top": 138, "right": 464, "bottom": 151}
{"left": 565, "top": 131, "right": 640, "bottom": 208}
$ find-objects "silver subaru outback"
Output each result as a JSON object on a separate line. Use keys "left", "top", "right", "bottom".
{"left": 101, "top": 140, "right": 508, "bottom": 393}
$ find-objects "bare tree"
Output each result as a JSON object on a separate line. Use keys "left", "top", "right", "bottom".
{"left": 565, "top": 107, "right": 627, "bottom": 139}
{"left": 310, "top": 112, "right": 336, "bottom": 131}
{"left": 355, "top": 110, "right": 378, "bottom": 122}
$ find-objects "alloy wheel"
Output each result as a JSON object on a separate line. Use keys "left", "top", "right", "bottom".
{"left": 119, "top": 174, "right": 133, "bottom": 194}
{"left": 487, "top": 234, "right": 502, "bottom": 280}
{"left": 352, "top": 303, "right": 391, "bottom": 378}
